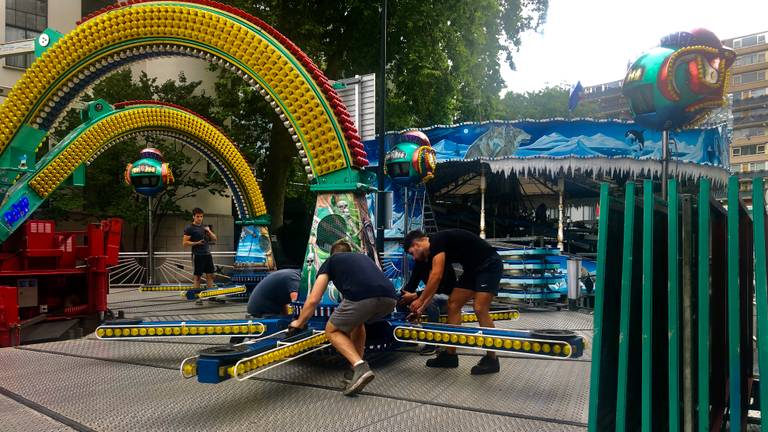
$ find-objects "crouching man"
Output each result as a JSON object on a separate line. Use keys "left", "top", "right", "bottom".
{"left": 289, "top": 240, "right": 397, "bottom": 396}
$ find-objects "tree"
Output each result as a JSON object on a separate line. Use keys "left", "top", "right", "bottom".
{"left": 214, "top": 0, "right": 550, "bottom": 229}
{"left": 499, "top": 85, "right": 599, "bottom": 120}
{"left": 39, "top": 69, "right": 229, "bottom": 251}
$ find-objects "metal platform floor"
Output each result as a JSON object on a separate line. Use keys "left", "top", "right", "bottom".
{"left": 0, "top": 288, "right": 594, "bottom": 431}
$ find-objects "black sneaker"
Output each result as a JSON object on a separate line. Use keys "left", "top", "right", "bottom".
{"left": 419, "top": 345, "right": 438, "bottom": 356}
{"left": 470, "top": 355, "right": 500, "bottom": 375}
{"left": 425, "top": 351, "right": 458, "bottom": 368}
{"left": 343, "top": 361, "right": 375, "bottom": 396}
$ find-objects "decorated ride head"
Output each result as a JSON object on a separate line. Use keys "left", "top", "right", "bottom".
{"left": 383, "top": 130, "right": 437, "bottom": 185}
{"left": 622, "top": 28, "right": 735, "bottom": 130}
{"left": 124, "top": 148, "right": 174, "bottom": 197}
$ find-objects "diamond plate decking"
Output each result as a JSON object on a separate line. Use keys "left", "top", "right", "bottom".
{"left": 0, "top": 289, "right": 596, "bottom": 431}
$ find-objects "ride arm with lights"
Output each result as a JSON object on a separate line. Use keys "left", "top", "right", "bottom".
{"left": 410, "top": 252, "right": 445, "bottom": 314}
{"left": 290, "top": 274, "right": 329, "bottom": 329}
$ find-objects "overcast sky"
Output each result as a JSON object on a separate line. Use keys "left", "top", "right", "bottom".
{"left": 501, "top": 0, "right": 768, "bottom": 94}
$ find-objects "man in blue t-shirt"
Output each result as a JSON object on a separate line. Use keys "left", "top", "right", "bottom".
{"left": 182, "top": 208, "right": 217, "bottom": 290}
{"left": 247, "top": 268, "right": 300, "bottom": 317}
{"left": 403, "top": 229, "right": 503, "bottom": 375}
{"left": 290, "top": 240, "right": 397, "bottom": 396}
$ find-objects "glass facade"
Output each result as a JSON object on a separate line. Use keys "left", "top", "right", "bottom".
{"left": 4, "top": 0, "right": 47, "bottom": 69}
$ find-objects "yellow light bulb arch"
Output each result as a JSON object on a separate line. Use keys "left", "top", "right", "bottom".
{"left": 28, "top": 104, "right": 267, "bottom": 218}
{"left": 0, "top": 0, "right": 368, "bottom": 184}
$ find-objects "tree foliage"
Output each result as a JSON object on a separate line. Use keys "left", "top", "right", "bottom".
{"left": 39, "top": 69, "right": 228, "bottom": 250}
{"left": 214, "top": 0, "right": 550, "bottom": 228}
{"left": 499, "top": 85, "right": 599, "bottom": 120}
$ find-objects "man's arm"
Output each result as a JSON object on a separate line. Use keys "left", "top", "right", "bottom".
{"left": 205, "top": 226, "right": 217, "bottom": 241}
{"left": 290, "top": 274, "right": 328, "bottom": 328}
{"left": 182, "top": 234, "right": 203, "bottom": 248}
{"left": 410, "top": 252, "right": 445, "bottom": 313}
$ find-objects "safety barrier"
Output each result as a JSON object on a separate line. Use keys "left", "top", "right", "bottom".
{"left": 588, "top": 177, "right": 757, "bottom": 431}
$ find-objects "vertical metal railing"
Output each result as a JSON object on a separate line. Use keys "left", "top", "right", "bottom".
{"left": 589, "top": 176, "right": 758, "bottom": 431}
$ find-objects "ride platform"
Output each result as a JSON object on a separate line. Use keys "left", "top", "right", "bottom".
{"left": 0, "top": 286, "right": 595, "bottom": 431}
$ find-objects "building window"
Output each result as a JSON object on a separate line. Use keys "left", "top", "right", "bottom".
{"left": 733, "top": 127, "right": 766, "bottom": 140}
{"left": 5, "top": 0, "right": 47, "bottom": 69}
{"left": 734, "top": 52, "right": 767, "bottom": 67}
{"left": 733, "top": 147, "right": 741, "bottom": 156}
{"left": 734, "top": 34, "right": 767, "bottom": 49}
{"left": 759, "top": 145, "right": 766, "bottom": 154}
{"left": 733, "top": 70, "right": 767, "bottom": 86}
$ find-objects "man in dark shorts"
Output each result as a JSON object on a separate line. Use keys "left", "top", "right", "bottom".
{"left": 403, "top": 229, "right": 504, "bottom": 374}
{"left": 398, "top": 259, "right": 456, "bottom": 355}
{"left": 182, "top": 208, "right": 217, "bottom": 290}
{"left": 247, "top": 268, "right": 300, "bottom": 317}
{"left": 289, "top": 240, "right": 397, "bottom": 396}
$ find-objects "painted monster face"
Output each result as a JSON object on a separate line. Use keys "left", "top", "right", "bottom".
{"left": 623, "top": 29, "right": 735, "bottom": 130}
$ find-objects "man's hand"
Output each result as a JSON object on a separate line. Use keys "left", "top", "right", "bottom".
{"left": 409, "top": 297, "right": 424, "bottom": 314}
{"left": 287, "top": 320, "right": 304, "bottom": 337}
{"left": 398, "top": 291, "right": 417, "bottom": 305}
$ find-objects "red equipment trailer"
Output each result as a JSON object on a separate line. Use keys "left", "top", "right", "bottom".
{"left": 0, "top": 218, "right": 122, "bottom": 346}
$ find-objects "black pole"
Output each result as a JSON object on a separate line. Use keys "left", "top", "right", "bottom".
{"left": 375, "top": 0, "right": 388, "bottom": 253}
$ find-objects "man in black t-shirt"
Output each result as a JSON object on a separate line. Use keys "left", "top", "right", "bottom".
{"left": 398, "top": 259, "right": 456, "bottom": 355}
{"left": 182, "top": 208, "right": 217, "bottom": 290}
{"left": 399, "top": 259, "right": 455, "bottom": 320}
{"left": 403, "top": 229, "right": 503, "bottom": 375}
{"left": 289, "top": 240, "right": 397, "bottom": 396}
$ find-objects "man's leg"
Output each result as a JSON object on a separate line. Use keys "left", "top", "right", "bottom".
{"left": 205, "top": 255, "right": 215, "bottom": 288}
{"left": 325, "top": 321, "right": 363, "bottom": 366}
{"left": 350, "top": 323, "right": 366, "bottom": 358}
{"left": 473, "top": 292, "right": 497, "bottom": 359}
{"left": 192, "top": 255, "right": 202, "bottom": 289}
{"left": 444, "top": 288, "right": 475, "bottom": 355}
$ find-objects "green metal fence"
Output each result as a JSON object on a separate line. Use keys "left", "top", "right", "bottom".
{"left": 589, "top": 176, "right": 759, "bottom": 431}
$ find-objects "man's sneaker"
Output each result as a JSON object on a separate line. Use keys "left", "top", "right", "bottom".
{"left": 470, "top": 355, "right": 500, "bottom": 375}
{"left": 343, "top": 361, "right": 375, "bottom": 396}
{"left": 425, "top": 351, "right": 458, "bottom": 368}
{"left": 419, "top": 345, "right": 438, "bottom": 356}
{"left": 340, "top": 368, "right": 354, "bottom": 385}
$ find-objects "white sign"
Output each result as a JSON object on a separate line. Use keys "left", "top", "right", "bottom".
{"left": 0, "top": 39, "right": 35, "bottom": 58}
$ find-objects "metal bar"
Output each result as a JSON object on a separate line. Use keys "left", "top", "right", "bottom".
{"left": 588, "top": 183, "right": 611, "bottom": 432}
{"left": 752, "top": 177, "right": 768, "bottom": 429}
{"left": 697, "top": 178, "right": 711, "bottom": 432}
{"left": 615, "top": 182, "right": 636, "bottom": 432}
{"left": 641, "top": 179, "right": 654, "bottom": 432}
{"left": 668, "top": 179, "right": 680, "bottom": 431}
{"left": 680, "top": 194, "right": 694, "bottom": 432}
{"left": 148, "top": 196, "right": 154, "bottom": 284}
{"left": 375, "top": 0, "right": 388, "bottom": 253}
{"left": 726, "top": 176, "right": 742, "bottom": 430}
{"left": 662, "top": 130, "right": 669, "bottom": 200}
{"left": 558, "top": 176, "right": 565, "bottom": 251}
